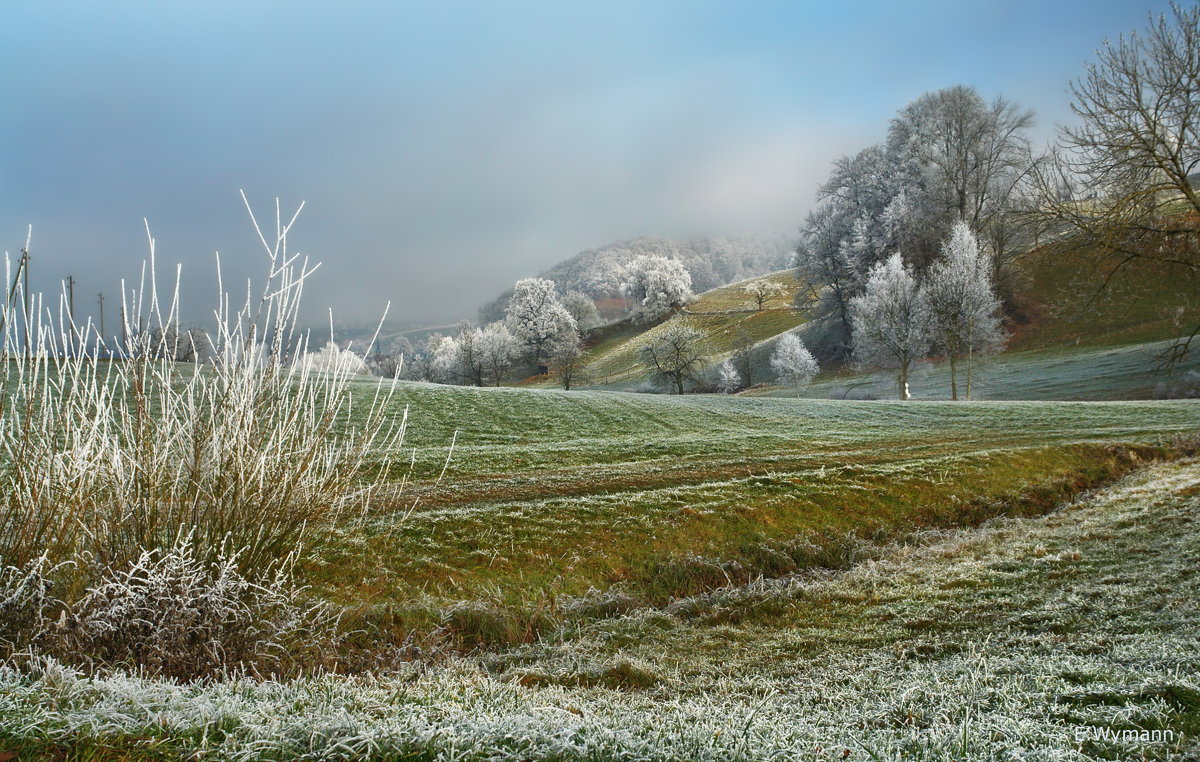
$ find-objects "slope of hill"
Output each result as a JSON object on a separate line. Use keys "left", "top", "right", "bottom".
{"left": 551, "top": 269, "right": 805, "bottom": 389}
{"left": 1007, "top": 239, "right": 1200, "bottom": 352}
{"left": 479, "top": 234, "right": 794, "bottom": 322}
{"left": 564, "top": 231, "right": 1200, "bottom": 399}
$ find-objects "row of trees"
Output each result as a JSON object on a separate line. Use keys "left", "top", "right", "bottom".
{"left": 638, "top": 321, "right": 820, "bottom": 396}
{"left": 795, "top": 83, "right": 1034, "bottom": 361}
{"left": 802, "top": 5, "right": 1200, "bottom": 372}
{"left": 850, "top": 222, "right": 1003, "bottom": 400}
{"left": 401, "top": 253, "right": 694, "bottom": 389}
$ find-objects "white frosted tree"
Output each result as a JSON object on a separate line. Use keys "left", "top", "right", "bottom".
{"left": 849, "top": 253, "right": 930, "bottom": 400}
{"left": 476, "top": 321, "right": 520, "bottom": 387}
{"left": 770, "top": 331, "right": 819, "bottom": 395}
{"left": 505, "top": 278, "right": 576, "bottom": 368}
{"left": 431, "top": 325, "right": 485, "bottom": 386}
{"left": 925, "top": 221, "right": 1005, "bottom": 400}
{"left": 296, "top": 341, "right": 370, "bottom": 376}
{"left": 369, "top": 335, "right": 413, "bottom": 378}
{"left": 621, "top": 254, "right": 693, "bottom": 323}
{"left": 715, "top": 358, "right": 741, "bottom": 394}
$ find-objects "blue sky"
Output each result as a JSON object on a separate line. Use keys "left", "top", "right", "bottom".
{"left": 0, "top": 0, "right": 1179, "bottom": 325}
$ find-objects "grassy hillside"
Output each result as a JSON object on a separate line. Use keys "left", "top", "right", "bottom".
{"left": 563, "top": 270, "right": 805, "bottom": 388}
{"left": 1008, "top": 240, "right": 1200, "bottom": 351}
{"left": 309, "top": 379, "right": 1200, "bottom": 643}
{"left": 12, "top": 457, "right": 1200, "bottom": 759}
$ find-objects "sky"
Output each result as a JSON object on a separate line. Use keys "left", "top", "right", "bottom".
{"left": 0, "top": 0, "right": 1181, "bottom": 328}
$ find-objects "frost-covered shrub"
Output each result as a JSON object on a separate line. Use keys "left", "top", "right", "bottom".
{"left": 0, "top": 555, "right": 60, "bottom": 658}
{"left": 60, "top": 534, "right": 339, "bottom": 681}
{"left": 715, "top": 359, "right": 742, "bottom": 394}
{"left": 294, "top": 340, "right": 371, "bottom": 375}
{"left": 0, "top": 197, "right": 408, "bottom": 575}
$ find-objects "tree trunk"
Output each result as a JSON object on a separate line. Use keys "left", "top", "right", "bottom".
{"left": 674, "top": 374, "right": 685, "bottom": 394}
{"left": 899, "top": 363, "right": 909, "bottom": 400}
{"left": 949, "top": 355, "right": 958, "bottom": 401}
{"left": 966, "top": 344, "right": 974, "bottom": 400}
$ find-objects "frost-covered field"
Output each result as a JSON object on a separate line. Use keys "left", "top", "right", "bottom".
{"left": 5, "top": 458, "right": 1198, "bottom": 760}
{"left": 741, "top": 338, "right": 1200, "bottom": 401}
{"left": 317, "top": 385, "right": 1198, "bottom": 619}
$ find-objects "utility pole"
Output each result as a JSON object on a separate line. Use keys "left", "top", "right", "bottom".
{"left": 0, "top": 251, "right": 27, "bottom": 353}
{"left": 97, "top": 292, "right": 106, "bottom": 350}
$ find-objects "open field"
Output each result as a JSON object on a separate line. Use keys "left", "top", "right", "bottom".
{"left": 7, "top": 455, "right": 1199, "bottom": 759}
{"left": 313, "top": 381, "right": 1200, "bottom": 643}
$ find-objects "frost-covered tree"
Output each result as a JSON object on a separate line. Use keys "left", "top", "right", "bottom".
{"left": 621, "top": 254, "right": 693, "bottom": 323}
{"left": 797, "top": 86, "right": 1034, "bottom": 361}
{"left": 770, "top": 331, "right": 819, "bottom": 395}
{"left": 476, "top": 322, "right": 519, "bottom": 387}
{"left": 431, "top": 325, "right": 485, "bottom": 386}
{"left": 891, "top": 85, "right": 1033, "bottom": 232}
{"left": 849, "top": 253, "right": 930, "bottom": 400}
{"left": 296, "top": 341, "right": 370, "bottom": 376}
{"left": 561, "top": 290, "right": 601, "bottom": 331}
{"left": 637, "top": 321, "right": 709, "bottom": 394}
{"left": 743, "top": 280, "right": 786, "bottom": 311}
{"left": 403, "top": 334, "right": 441, "bottom": 381}
{"left": 715, "top": 358, "right": 741, "bottom": 394}
{"left": 925, "top": 222, "right": 1005, "bottom": 400}
{"left": 794, "top": 206, "right": 860, "bottom": 359}
{"left": 505, "top": 278, "right": 576, "bottom": 367}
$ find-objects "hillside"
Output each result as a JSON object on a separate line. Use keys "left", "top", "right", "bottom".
{"left": 1007, "top": 238, "right": 1200, "bottom": 351}
{"left": 559, "top": 231, "right": 1200, "bottom": 399}
{"left": 537, "top": 269, "right": 805, "bottom": 389}
{"left": 478, "top": 234, "right": 795, "bottom": 323}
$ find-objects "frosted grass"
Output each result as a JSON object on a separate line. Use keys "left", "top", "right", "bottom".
{"left": 5, "top": 460, "right": 1197, "bottom": 760}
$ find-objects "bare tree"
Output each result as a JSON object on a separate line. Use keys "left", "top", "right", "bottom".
{"left": 548, "top": 331, "right": 585, "bottom": 390}
{"left": 1032, "top": 3, "right": 1200, "bottom": 362}
{"left": 637, "top": 321, "right": 710, "bottom": 394}
{"left": 743, "top": 280, "right": 785, "bottom": 311}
